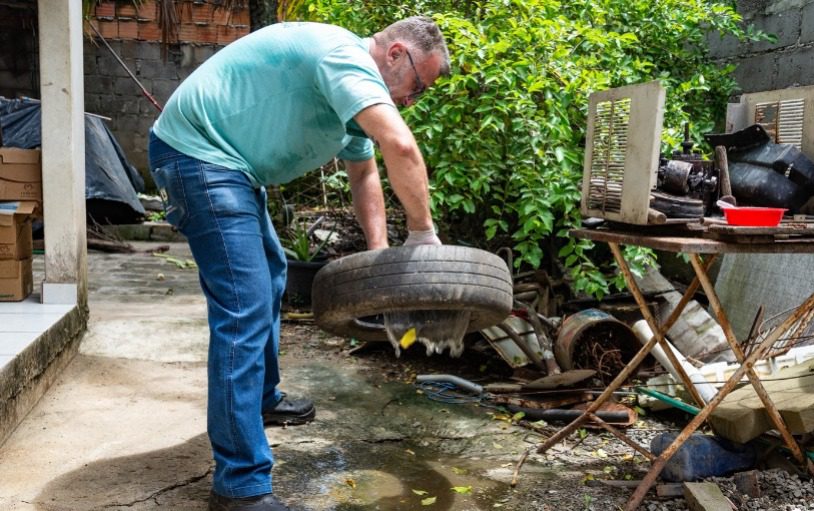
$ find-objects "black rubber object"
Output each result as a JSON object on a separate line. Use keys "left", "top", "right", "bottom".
{"left": 312, "top": 245, "right": 514, "bottom": 341}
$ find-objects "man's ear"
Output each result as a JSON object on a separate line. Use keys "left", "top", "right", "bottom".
{"left": 386, "top": 41, "right": 406, "bottom": 64}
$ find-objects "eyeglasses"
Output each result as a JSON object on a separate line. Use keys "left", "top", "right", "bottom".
{"left": 405, "top": 49, "right": 426, "bottom": 100}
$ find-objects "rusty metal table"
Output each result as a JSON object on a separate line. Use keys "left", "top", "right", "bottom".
{"left": 533, "top": 228, "right": 814, "bottom": 510}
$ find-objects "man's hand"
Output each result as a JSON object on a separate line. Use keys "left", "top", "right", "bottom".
{"left": 404, "top": 227, "right": 442, "bottom": 246}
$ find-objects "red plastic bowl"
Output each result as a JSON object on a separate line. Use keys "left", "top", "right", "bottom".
{"left": 722, "top": 206, "right": 786, "bottom": 227}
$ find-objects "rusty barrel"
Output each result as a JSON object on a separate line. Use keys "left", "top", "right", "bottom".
{"left": 555, "top": 309, "right": 641, "bottom": 384}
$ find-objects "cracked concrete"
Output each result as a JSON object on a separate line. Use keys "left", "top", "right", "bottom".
{"left": 0, "top": 243, "right": 552, "bottom": 511}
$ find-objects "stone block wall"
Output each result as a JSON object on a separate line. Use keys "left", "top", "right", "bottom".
{"left": 84, "top": 1, "right": 251, "bottom": 185}
{"left": 708, "top": 0, "right": 814, "bottom": 92}
{"left": 84, "top": 40, "right": 222, "bottom": 178}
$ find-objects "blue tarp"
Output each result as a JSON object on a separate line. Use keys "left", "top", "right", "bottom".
{"left": 0, "top": 98, "right": 145, "bottom": 223}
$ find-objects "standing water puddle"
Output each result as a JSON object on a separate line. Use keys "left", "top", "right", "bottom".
{"left": 274, "top": 440, "right": 515, "bottom": 510}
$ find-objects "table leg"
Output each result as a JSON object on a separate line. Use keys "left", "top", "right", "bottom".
{"left": 626, "top": 281, "right": 814, "bottom": 510}
{"left": 609, "top": 244, "right": 708, "bottom": 408}
{"left": 532, "top": 248, "right": 712, "bottom": 456}
{"left": 689, "top": 254, "right": 814, "bottom": 472}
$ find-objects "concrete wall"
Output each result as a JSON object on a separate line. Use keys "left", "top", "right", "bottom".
{"left": 1, "top": 1, "right": 250, "bottom": 188}
{"left": 84, "top": 0, "right": 250, "bottom": 187}
{"left": 708, "top": 1, "right": 814, "bottom": 340}
{"left": 83, "top": 40, "right": 222, "bottom": 181}
{"left": 708, "top": 0, "right": 814, "bottom": 92}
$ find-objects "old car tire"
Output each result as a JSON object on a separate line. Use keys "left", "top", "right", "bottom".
{"left": 312, "top": 245, "right": 514, "bottom": 341}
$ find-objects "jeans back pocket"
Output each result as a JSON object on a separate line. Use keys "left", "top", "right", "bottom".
{"left": 150, "top": 162, "right": 190, "bottom": 232}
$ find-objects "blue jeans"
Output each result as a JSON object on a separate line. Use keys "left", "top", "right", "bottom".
{"left": 148, "top": 132, "right": 285, "bottom": 498}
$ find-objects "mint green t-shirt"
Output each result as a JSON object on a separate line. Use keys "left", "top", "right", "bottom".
{"left": 152, "top": 22, "right": 394, "bottom": 186}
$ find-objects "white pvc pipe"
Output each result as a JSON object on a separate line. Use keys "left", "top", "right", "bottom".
{"left": 632, "top": 320, "right": 717, "bottom": 403}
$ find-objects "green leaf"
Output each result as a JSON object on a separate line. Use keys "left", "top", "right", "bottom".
{"left": 421, "top": 496, "right": 437, "bottom": 505}
{"left": 451, "top": 486, "right": 472, "bottom": 494}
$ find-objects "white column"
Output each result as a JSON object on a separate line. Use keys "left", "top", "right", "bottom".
{"left": 37, "top": 0, "right": 87, "bottom": 305}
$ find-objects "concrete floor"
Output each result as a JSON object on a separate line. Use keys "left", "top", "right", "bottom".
{"left": 0, "top": 243, "right": 556, "bottom": 511}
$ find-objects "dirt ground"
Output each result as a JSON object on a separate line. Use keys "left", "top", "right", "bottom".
{"left": 279, "top": 319, "right": 814, "bottom": 511}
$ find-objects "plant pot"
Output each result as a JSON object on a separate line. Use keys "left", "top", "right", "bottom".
{"left": 285, "top": 259, "right": 327, "bottom": 307}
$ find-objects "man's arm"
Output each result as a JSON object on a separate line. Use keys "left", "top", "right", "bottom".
{"left": 353, "top": 103, "right": 434, "bottom": 234}
{"left": 345, "top": 158, "right": 389, "bottom": 250}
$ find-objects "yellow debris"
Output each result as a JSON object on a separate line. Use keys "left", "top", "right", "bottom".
{"left": 399, "top": 327, "right": 417, "bottom": 349}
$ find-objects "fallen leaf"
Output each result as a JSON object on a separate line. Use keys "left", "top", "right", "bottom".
{"left": 421, "top": 496, "right": 437, "bottom": 506}
{"left": 412, "top": 489, "right": 428, "bottom": 496}
{"left": 451, "top": 486, "right": 472, "bottom": 494}
{"left": 511, "top": 411, "right": 525, "bottom": 422}
{"left": 452, "top": 466, "right": 468, "bottom": 475}
{"left": 345, "top": 478, "right": 356, "bottom": 489}
{"left": 405, "top": 449, "right": 416, "bottom": 456}
{"left": 492, "top": 443, "right": 503, "bottom": 449}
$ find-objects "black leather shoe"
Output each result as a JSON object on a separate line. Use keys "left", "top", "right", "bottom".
{"left": 208, "top": 490, "right": 290, "bottom": 511}
{"left": 262, "top": 393, "right": 316, "bottom": 426}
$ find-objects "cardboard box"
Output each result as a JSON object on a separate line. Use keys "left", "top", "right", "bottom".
{"left": 0, "top": 201, "right": 35, "bottom": 260}
{"left": 0, "top": 258, "right": 33, "bottom": 301}
{"left": 0, "top": 147, "right": 43, "bottom": 205}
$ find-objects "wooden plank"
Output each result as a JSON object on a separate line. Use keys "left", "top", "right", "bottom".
{"left": 709, "top": 361, "right": 814, "bottom": 443}
{"left": 703, "top": 233, "right": 777, "bottom": 244}
{"left": 683, "top": 482, "right": 733, "bottom": 511}
{"left": 571, "top": 228, "right": 814, "bottom": 254}
{"left": 707, "top": 223, "right": 814, "bottom": 236}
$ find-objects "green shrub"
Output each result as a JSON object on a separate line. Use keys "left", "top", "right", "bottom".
{"left": 289, "top": 0, "right": 769, "bottom": 298}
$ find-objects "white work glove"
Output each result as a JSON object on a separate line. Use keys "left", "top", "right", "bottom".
{"left": 404, "top": 227, "right": 442, "bottom": 246}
